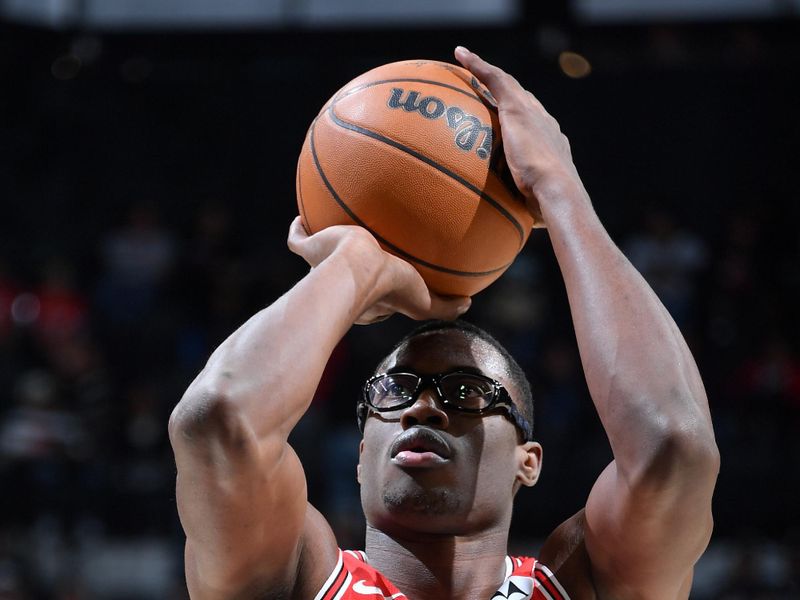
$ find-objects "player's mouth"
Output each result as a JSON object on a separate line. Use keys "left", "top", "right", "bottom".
{"left": 390, "top": 427, "right": 452, "bottom": 468}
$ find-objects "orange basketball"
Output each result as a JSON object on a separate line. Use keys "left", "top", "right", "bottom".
{"left": 296, "top": 59, "right": 538, "bottom": 297}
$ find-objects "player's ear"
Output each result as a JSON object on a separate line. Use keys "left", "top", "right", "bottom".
{"left": 356, "top": 439, "right": 365, "bottom": 484}
{"left": 515, "top": 441, "right": 542, "bottom": 488}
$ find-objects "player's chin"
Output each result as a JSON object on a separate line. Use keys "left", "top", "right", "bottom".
{"left": 381, "top": 481, "right": 462, "bottom": 517}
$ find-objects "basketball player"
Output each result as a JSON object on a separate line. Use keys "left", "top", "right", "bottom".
{"left": 169, "top": 47, "right": 719, "bottom": 599}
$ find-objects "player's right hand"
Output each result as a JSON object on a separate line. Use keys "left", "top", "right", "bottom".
{"left": 287, "top": 217, "right": 470, "bottom": 324}
{"left": 455, "top": 46, "right": 590, "bottom": 222}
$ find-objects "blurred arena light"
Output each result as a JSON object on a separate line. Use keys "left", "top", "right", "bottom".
{"left": 558, "top": 51, "right": 592, "bottom": 78}
{"left": 0, "top": 0, "right": 520, "bottom": 29}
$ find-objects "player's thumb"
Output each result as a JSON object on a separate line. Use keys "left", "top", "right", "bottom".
{"left": 287, "top": 216, "right": 315, "bottom": 261}
{"left": 416, "top": 294, "right": 472, "bottom": 321}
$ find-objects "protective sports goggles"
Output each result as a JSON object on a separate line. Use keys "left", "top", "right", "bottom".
{"left": 356, "top": 369, "right": 533, "bottom": 442}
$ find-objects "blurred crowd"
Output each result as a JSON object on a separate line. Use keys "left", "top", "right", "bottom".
{"left": 1, "top": 196, "right": 798, "bottom": 598}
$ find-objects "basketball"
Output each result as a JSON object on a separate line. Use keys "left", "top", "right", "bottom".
{"left": 295, "top": 59, "right": 538, "bottom": 297}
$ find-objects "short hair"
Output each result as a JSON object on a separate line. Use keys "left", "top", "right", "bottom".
{"left": 375, "top": 319, "right": 534, "bottom": 431}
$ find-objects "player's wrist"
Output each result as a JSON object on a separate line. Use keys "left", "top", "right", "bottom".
{"left": 326, "top": 236, "right": 394, "bottom": 311}
{"left": 531, "top": 174, "right": 592, "bottom": 223}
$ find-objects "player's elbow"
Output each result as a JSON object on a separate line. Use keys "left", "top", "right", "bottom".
{"left": 666, "top": 423, "right": 719, "bottom": 476}
{"left": 169, "top": 386, "right": 253, "bottom": 454}
{"left": 638, "top": 418, "right": 720, "bottom": 490}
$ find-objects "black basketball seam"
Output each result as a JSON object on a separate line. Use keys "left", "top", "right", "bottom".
{"left": 327, "top": 104, "right": 526, "bottom": 244}
{"left": 308, "top": 119, "right": 511, "bottom": 278}
{"left": 334, "top": 77, "right": 484, "bottom": 105}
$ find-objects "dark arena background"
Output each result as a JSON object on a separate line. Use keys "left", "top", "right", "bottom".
{"left": 1, "top": 1, "right": 799, "bottom": 597}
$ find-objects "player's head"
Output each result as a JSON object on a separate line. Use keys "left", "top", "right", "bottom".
{"left": 356, "top": 320, "right": 542, "bottom": 537}
{"left": 360, "top": 320, "right": 535, "bottom": 433}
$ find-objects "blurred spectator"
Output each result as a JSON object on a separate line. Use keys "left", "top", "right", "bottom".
{"left": 173, "top": 202, "right": 256, "bottom": 373}
{"left": 110, "top": 381, "right": 174, "bottom": 535}
{"left": 728, "top": 332, "right": 800, "bottom": 475}
{"left": 0, "top": 260, "right": 21, "bottom": 402}
{"left": 717, "top": 545, "right": 796, "bottom": 599}
{"left": 624, "top": 208, "right": 708, "bottom": 327}
{"left": 0, "top": 369, "right": 90, "bottom": 526}
{"left": 705, "top": 210, "right": 764, "bottom": 363}
{"left": 92, "top": 202, "right": 180, "bottom": 381}
{"left": 536, "top": 339, "right": 585, "bottom": 443}
{"left": 0, "top": 259, "right": 18, "bottom": 343}
{"left": 33, "top": 258, "right": 88, "bottom": 345}
{"left": 0, "top": 370, "right": 88, "bottom": 462}
{"left": 0, "top": 545, "right": 31, "bottom": 600}
{"left": 733, "top": 335, "right": 800, "bottom": 414}
{"left": 95, "top": 202, "right": 176, "bottom": 325}
{"left": 480, "top": 253, "right": 549, "bottom": 372}
{"left": 175, "top": 202, "right": 242, "bottom": 321}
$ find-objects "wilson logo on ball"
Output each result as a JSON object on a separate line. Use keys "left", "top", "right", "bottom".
{"left": 387, "top": 87, "right": 494, "bottom": 160}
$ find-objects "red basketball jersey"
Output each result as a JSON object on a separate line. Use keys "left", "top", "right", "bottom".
{"left": 314, "top": 549, "right": 570, "bottom": 600}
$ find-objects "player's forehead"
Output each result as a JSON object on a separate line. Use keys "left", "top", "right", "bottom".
{"left": 379, "top": 330, "right": 508, "bottom": 383}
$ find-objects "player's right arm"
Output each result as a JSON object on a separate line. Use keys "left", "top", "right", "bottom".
{"left": 169, "top": 219, "right": 469, "bottom": 598}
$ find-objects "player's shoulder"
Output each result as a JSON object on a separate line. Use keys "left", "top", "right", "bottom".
{"left": 288, "top": 504, "right": 341, "bottom": 600}
{"left": 537, "top": 509, "right": 597, "bottom": 600}
{"left": 539, "top": 509, "right": 588, "bottom": 569}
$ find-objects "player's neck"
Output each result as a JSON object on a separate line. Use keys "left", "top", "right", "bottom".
{"left": 364, "top": 524, "right": 510, "bottom": 600}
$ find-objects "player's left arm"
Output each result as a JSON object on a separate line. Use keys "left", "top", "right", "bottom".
{"left": 456, "top": 47, "right": 720, "bottom": 598}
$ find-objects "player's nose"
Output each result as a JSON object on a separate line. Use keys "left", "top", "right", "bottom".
{"left": 400, "top": 388, "right": 450, "bottom": 431}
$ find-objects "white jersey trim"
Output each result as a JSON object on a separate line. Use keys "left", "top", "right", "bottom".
{"left": 313, "top": 550, "right": 343, "bottom": 600}
{"left": 332, "top": 572, "right": 352, "bottom": 600}
{"left": 535, "top": 562, "right": 570, "bottom": 599}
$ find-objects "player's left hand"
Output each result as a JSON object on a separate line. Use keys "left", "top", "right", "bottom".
{"left": 454, "top": 46, "right": 590, "bottom": 221}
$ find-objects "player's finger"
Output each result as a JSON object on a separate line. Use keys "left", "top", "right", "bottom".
{"left": 408, "top": 293, "right": 471, "bottom": 321}
{"left": 526, "top": 90, "right": 546, "bottom": 111}
{"left": 354, "top": 311, "right": 394, "bottom": 326}
{"left": 287, "top": 216, "right": 313, "bottom": 260}
{"left": 287, "top": 215, "right": 308, "bottom": 244}
{"left": 454, "top": 46, "right": 518, "bottom": 103}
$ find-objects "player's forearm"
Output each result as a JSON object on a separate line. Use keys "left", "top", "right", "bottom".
{"left": 170, "top": 244, "right": 381, "bottom": 442}
{"left": 539, "top": 180, "right": 717, "bottom": 478}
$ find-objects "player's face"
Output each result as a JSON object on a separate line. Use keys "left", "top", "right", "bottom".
{"left": 357, "top": 330, "right": 541, "bottom": 537}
